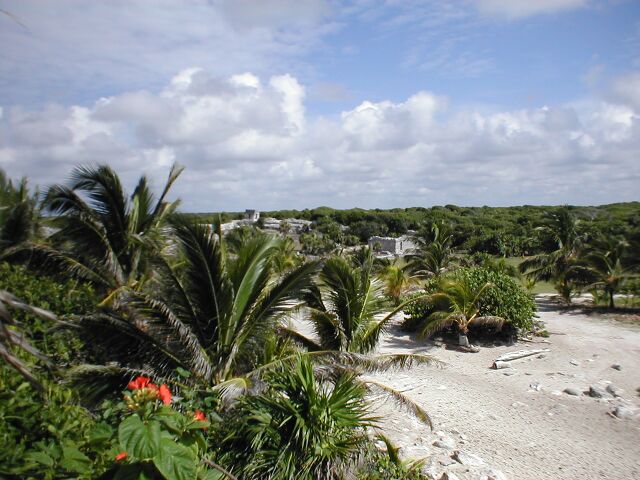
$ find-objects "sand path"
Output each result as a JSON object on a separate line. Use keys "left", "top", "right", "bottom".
{"left": 363, "top": 295, "right": 640, "bottom": 479}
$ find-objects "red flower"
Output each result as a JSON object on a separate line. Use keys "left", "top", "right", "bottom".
{"left": 194, "top": 410, "right": 206, "bottom": 421}
{"left": 127, "top": 376, "right": 151, "bottom": 390}
{"left": 158, "top": 384, "right": 172, "bottom": 405}
{"left": 115, "top": 452, "right": 127, "bottom": 461}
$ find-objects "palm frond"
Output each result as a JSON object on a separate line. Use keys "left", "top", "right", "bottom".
{"left": 277, "top": 326, "right": 323, "bottom": 351}
{"left": 363, "top": 379, "right": 432, "bottom": 428}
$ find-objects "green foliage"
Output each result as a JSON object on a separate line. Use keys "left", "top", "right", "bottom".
{"left": 404, "top": 268, "right": 536, "bottom": 332}
{"left": 8, "top": 164, "right": 183, "bottom": 296}
{"left": 67, "top": 220, "right": 320, "bottom": 396}
{"left": 0, "top": 366, "right": 116, "bottom": 479}
{"left": 0, "top": 169, "right": 41, "bottom": 251}
{"left": 0, "top": 262, "right": 96, "bottom": 362}
{"left": 299, "top": 232, "right": 336, "bottom": 255}
{"left": 215, "top": 356, "right": 374, "bottom": 480}
{"left": 452, "top": 268, "right": 536, "bottom": 330}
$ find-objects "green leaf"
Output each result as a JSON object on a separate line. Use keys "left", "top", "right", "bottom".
{"left": 89, "top": 422, "right": 115, "bottom": 445}
{"left": 24, "top": 451, "right": 55, "bottom": 467}
{"left": 119, "top": 415, "right": 161, "bottom": 460}
{"left": 199, "top": 470, "right": 224, "bottom": 480}
{"left": 185, "top": 420, "right": 210, "bottom": 431}
{"left": 60, "top": 446, "right": 92, "bottom": 474}
{"left": 176, "top": 367, "right": 191, "bottom": 378}
{"left": 152, "top": 437, "right": 197, "bottom": 480}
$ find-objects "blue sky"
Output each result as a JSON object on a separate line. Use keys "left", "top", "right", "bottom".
{"left": 1, "top": 1, "right": 639, "bottom": 211}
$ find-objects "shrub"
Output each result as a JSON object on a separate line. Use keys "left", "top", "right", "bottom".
{"left": 0, "top": 365, "right": 115, "bottom": 479}
{"left": 453, "top": 267, "right": 536, "bottom": 330}
{"left": 0, "top": 262, "right": 96, "bottom": 362}
{"left": 403, "top": 267, "right": 536, "bottom": 332}
{"left": 215, "top": 356, "right": 374, "bottom": 480}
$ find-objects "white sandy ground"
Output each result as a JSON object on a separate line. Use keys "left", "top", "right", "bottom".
{"left": 291, "top": 295, "right": 640, "bottom": 479}
{"left": 369, "top": 295, "right": 640, "bottom": 480}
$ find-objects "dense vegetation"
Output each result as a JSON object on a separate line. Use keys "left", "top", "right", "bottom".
{"left": 195, "top": 202, "right": 640, "bottom": 257}
{"left": 0, "top": 164, "right": 638, "bottom": 479}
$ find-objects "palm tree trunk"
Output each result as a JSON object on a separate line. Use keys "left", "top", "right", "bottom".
{"left": 458, "top": 333, "right": 470, "bottom": 347}
{"left": 609, "top": 289, "right": 615, "bottom": 309}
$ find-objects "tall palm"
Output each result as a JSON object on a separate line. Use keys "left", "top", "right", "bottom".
{"left": 519, "top": 208, "right": 581, "bottom": 304}
{"left": 407, "top": 223, "right": 454, "bottom": 279}
{"left": 419, "top": 277, "right": 504, "bottom": 347}
{"left": 8, "top": 164, "right": 182, "bottom": 298}
{"left": 573, "top": 237, "right": 638, "bottom": 308}
{"left": 68, "top": 219, "right": 320, "bottom": 396}
{"left": 0, "top": 170, "right": 41, "bottom": 251}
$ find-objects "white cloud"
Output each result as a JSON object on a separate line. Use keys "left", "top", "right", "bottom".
{"left": 1, "top": 69, "right": 638, "bottom": 211}
{"left": 608, "top": 71, "right": 640, "bottom": 112}
{"left": 475, "top": 0, "right": 588, "bottom": 19}
{"left": 0, "top": 0, "right": 334, "bottom": 106}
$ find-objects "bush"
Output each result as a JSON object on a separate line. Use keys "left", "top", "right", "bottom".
{"left": 403, "top": 268, "right": 536, "bottom": 332}
{"left": 0, "top": 262, "right": 97, "bottom": 362}
{"left": 453, "top": 267, "right": 536, "bottom": 330}
{"left": 214, "top": 357, "right": 374, "bottom": 480}
{"left": 0, "top": 365, "right": 115, "bottom": 479}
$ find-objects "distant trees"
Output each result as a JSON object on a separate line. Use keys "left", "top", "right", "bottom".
{"left": 519, "top": 208, "right": 582, "bottom": 303}
{"left": 572, "top": 237, "right": 638, "bottom": 308}
{"left": 0, "top": 170, "right": 41, "bottom": 252}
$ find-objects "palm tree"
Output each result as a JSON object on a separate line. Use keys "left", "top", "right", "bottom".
{"left": 407, "top": 223, "right": 454, "bottom": 279}
{"left": 419, "top": 276, "right": 504, "bottom": 347}
{"left": 0, "top": 170, "right": 41, "bottom": 252}
{"left": 68, "top": 219, "right": 320, "bottom": 396}
{"left": 572, "top": 237, "right": 638, "bottom": 308}
{"left": 289, "top": 255, "right": 413, "bottom": 354}
{"left": 271, "top": 236, "right": 301, "bottom": 273}
{"left": 217, "top": 355, "right": 374, "bottom": 480}
{"left": 7, "top": 164, "right": 183, "bottom": 299}
{"left": 280, "top": 254, "right": 436, "bottom": 425}
{"left": 519, "top": 208, "right": 581, "bottom": 304}
{"left": 380, "top": 264, "right": 417, "bottom": 306}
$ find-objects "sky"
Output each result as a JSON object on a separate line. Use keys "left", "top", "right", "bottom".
{"left": 1, "top": 0, "right": 639, "bottom": 212}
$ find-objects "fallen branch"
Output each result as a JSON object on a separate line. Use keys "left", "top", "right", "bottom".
{"left": 492, "top": 349, "right": 550, "bottom": 368}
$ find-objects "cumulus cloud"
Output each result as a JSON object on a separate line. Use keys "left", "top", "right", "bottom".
{"left": 1, "top": 69, "right": 639, "bottom": 211}
{"left": 475, "top": 0, "right": 589, "bottom": 19}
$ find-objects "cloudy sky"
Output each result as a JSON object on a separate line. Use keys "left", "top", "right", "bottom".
{"left": 1, "top": 0, "right": 639, "bottom": 211}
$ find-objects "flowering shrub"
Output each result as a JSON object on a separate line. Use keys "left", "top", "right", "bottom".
{"left": 104, "top": 376, "right": 224, "bottom": 480}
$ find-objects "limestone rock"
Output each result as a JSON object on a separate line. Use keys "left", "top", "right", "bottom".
{"left": 439, "top": 473, "right": 461, "bottom": 480}
{"left": 606, "top": 384, "right": 623, "bottom": 397}
{"left": 481, "top": 469, "right": 509, "bottom": 480}
{"left": 589, "top": 385, "right": 612, "bottom": 399}
{"left": 612, "top": 406, "right": 634, "bottom": 419}
{"left": 563, "top": 387, "right": 582, "bottom": 396}
{"left": 453, "top": 450, "right": 485, "bottom": 466}
{"left": 433, "top": 437, "right": 456, "bottom": 450}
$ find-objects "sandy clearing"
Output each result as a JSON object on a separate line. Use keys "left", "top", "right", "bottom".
{"left": 364, "top": 295, "right": 640, "bottom": 480}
